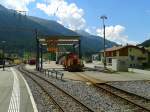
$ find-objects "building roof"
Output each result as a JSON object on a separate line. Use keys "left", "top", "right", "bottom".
{"left": 105, "top": 46, "right": 124, "bottom": 52}
{"left": 100, "top": 45, "right": 149, "bottom": 53}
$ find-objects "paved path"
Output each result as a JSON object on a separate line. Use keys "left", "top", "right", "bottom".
{"left": 0, "top": 67, "right": 38, "bottom": 112}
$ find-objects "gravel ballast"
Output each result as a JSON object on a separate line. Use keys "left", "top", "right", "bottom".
{"left": 23, "top": 74, "right": 59, "bottom": 112}
{"left": 107, "top": 80, "right": 150, "bottom": 99}
{"left": 29, "top": 69, "right": 148, "bottom": 112}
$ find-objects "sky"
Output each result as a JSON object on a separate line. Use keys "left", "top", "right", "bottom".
{"left": 0, "top": 0, "right": 150, "bottom": 45}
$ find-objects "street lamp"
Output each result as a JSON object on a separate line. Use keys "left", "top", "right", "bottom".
{"left": 1, "top": 41, "right": 6, "bottom": 71}
{"left": 100, "top": 15, "right": 107, "bottom": 69}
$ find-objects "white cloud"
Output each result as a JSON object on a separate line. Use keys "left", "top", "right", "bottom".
{"left": 36, "top": 1, "right": 138, "bottom": 45}
{"left": 85, "top": 28, "right": 92, "bottom": 34}
{"left": 36, "top": 0, "right": 86, "bottom": 30}
{"left": 84, "top": 27, "right": 97, "bottom": 35}
{"left": 0, "top": 0, "right": 35, "bottom": 11}
{"left": 96, "top": 25, "right": 138, "bottom": 45}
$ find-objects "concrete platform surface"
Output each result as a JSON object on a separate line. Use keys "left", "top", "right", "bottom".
{"left": 84, "top": 63, "right": 150, "bottom": 82}
{"left": 26, "top": 61, "right": 63, "bottom": 70}
{"left": 43, "top": 61, "right": 63, "bottom": 69}
{"left": 0, "top": 67, "right": 38, "bottom": 112}
{"left": 83, "top": 71, "right": 150, "bottom": 82}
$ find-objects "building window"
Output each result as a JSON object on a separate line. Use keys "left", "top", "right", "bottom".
{"left": 142, "top": 50, "right": 145, "bottom": 54}
{"left": 108, "top": 58, "right": 112, "bottom": 63}
{"left": 130, "top": 64, "right": 132, "bottom": 67}
{"left": 137, "top": 57, "right": 146, "bottom": 60}
{"left": 113, "top": 51, "right": 116, "bottom": 56}
{"left": 130, "top": 55, "right": 134, "bottom": 61}
{"left": 109, "top": 52, "right": 111, "bottom": 56}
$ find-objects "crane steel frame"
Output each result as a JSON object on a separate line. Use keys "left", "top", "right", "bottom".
{"left": 37, "top": 35, "right": 81, "bottom": 71}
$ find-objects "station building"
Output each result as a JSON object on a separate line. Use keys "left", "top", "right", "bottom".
{"left": 100, "top": 45, "right": 150, "bottom": 68}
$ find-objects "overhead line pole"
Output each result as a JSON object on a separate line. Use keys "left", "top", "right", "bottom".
{"left": 2, "top": 41, "right": 6, "bottom": 71}
{"left": 35, "top": 29, "right": 40, "bottom": 71}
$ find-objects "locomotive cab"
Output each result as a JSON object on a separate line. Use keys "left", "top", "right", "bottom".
{"left": 63, "top": 53, "right": 84, "bottom": 72}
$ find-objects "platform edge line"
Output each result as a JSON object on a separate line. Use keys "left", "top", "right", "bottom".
{"left": 16, "top": 68, "right": 38, "bottom": 112}
{"left": 8, "top": 67, "right": 20, "bottom": 112}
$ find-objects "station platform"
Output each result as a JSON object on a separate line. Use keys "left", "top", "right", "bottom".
{"left": 83, "top": 71, "right": 150, "bottom": 82}
{"left": 26, "top": 61, "right": 63, "bottom": 70}
{"left": 0, "top": 67, "right": 38, "bottom": 112}
{"left": 26, "top": 61, "right": 150, "bottom": 83}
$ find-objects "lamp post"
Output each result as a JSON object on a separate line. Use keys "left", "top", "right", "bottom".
{"left": 2, "top": 41, "right": 6, "bottom": 71}
{"left": 100, "top": 15, "right": 107, "bottom": 69}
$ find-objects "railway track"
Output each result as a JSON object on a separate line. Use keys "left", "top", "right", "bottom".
{"left": 18, "top": 66, "right": 94, "bottom": 112}
{"left": 76, "top": 72, "right": 150, "bottom": 112}
{"left": 18, "top": 66, "right": 65, "bottom": 112}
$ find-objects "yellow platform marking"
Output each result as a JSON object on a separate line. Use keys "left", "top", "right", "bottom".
{"left": 75, "top": 72, "right": 107, "bottom": 84}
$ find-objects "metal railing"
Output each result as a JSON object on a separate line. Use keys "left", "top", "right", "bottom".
{"left": 42, "top": 69, "right": 64, "bottom": 80}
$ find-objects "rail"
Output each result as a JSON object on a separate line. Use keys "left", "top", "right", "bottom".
{"left": 19, "top": 66, "right": 94, "bottom": 112}
{"left": 18, "top": 66, "right": 65, "bottom": 112}
{"left": 75, "top": 72, "right": 150, "bottom": 112}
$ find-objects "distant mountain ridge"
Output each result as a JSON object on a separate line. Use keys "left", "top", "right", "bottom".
{"left": 140, "top": 39, "right": 150, "bottom": 47}
{"left": 0, "top": 4, "right": 117, "bottom": 56}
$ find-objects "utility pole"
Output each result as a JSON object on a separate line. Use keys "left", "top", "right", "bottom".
{"left": 35, "top": 29, "right": 39, "bottom": 71}
{"left": 100, "top": 15, "right": 107, "bottom": 69}
{"left": 73, "top": 44, "right": 76, "bottom": 53}
{"left": 2, "top": 41, "right": 6, "bottom": 71}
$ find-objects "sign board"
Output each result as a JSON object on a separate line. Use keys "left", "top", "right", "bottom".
{"left": 46, "top": 39, "right": 58, "bottom": 46}
{"left": 47, "top": 47, "right": 58, "bottom": 53}
{"left": 42, "top": 37, "right": 80, "bottom": 53}
{"left": 46, "top": 39, "right": 58, "bottom": 53}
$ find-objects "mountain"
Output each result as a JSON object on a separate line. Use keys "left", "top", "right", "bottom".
{"left": 140, "top": 39, "right": 150, "bottom": 47}
{"left": 0, "top": 5, "right": 117, "bottom": 56}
